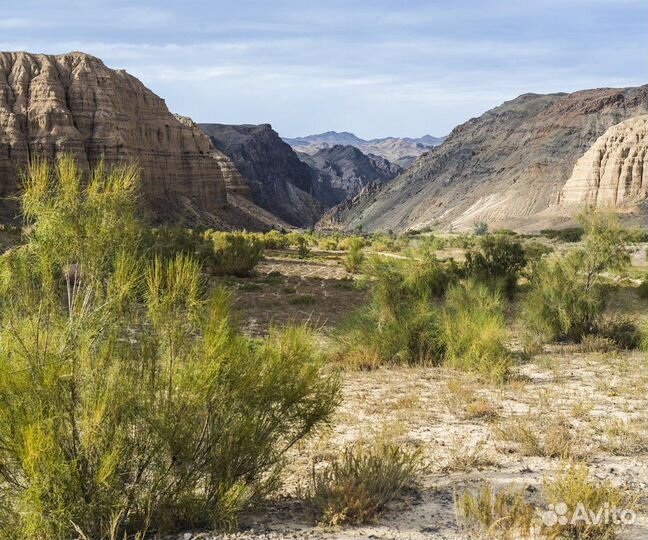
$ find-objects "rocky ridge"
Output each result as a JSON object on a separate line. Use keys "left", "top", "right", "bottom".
{"left": 284, "top": 131, "right": 446, "bottom": 168}
{"left": 200, "top": 123, "right": 322, "bottom": 227}
{"left": 0, "top": 51, "right": 271, "bottom": 228}
{"left": 320, "top": 85, "right": 648, "bottom": 232}
{"left": 299, "top": 144, "right": 401, "bottom": 207}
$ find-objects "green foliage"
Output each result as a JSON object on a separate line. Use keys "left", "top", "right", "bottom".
{"left": 260, "top": 229, "right": 290, "bottom": 250}
{"left": 524, "top": 213, "right": 631, "bottom": 345}
{"left": 464, "top": 235, "right": 526, "bottom": 297}
{"left": 473, "top": 221, "right": 489, "bottom": 236}
{"left": 306, "top": 442, "right": 424, "bottom": 525}
{"left": 540, "top": 227, "right": 584, "bottom": 243}
{"left": 0, "top": 157, "right": 339, "bottom": 539}
{"left": 209, "top": 231, "right": 264, "bottom": 277}
{"left": 441, "top": 282, "right": 513, "bottom": 383}
{"left": 342, "top": 237, "right": 365, "bottom": 274}
{"left": 335, "top": 258, "right": 445, "bottom": 368}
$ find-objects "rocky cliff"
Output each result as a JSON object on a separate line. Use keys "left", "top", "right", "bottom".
{"left": 299, "top": 144, "right": 401, "bottom": 207}
{"left": 560, "top": 115, "right": 648, "bottom": 209}
{"left": 0, "top": 51, "right": 252, "bottom": 226}
{"left": 200, "top": 123, "right": 322, "bottom": 227}
{"left": 321, "top": 85, "right": 648, "bottom": 232}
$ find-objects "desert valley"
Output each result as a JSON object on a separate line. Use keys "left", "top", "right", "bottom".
{"left": 0, "top": 5, "right": 647, "bottom": 540}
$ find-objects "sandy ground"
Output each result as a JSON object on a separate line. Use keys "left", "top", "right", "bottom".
{"left": 193, "top": 248, "right": 648, "bottom": 540}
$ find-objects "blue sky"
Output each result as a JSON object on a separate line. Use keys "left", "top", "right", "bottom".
{"left": 2, "top": 0, "right": 647, "bottom": 138}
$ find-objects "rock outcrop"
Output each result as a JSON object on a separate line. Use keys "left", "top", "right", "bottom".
{"left": 560, "top": 115, "right": 648, "bottom": 209}
{"left": 0, "top": 51, "right": 248, "bottom": 225}
{"left": 299, "top": 144, "right": 401, "bottom": 207}
{"left": 284, "top": 131, "right": 446, "bottom": 169}
{"left": 321, "top": 85, "right": 648, "bottom": 232}
{"left": 200, "top": 123, "right": 322, "bottom": 227}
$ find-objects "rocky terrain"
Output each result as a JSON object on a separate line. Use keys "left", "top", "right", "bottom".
{"left": 200, "top": 123, "right": 322, "bottom": 227}
{"left": 320, "top": 85, "right": 648, "bottom": 233}
{"left": 560, "top": 114, "right": 648, "bottom": 209}
{"left": 0, "top": 51, "right": 272, "bottom": 227}
{"left": 298, "top": 144, "right": 402, "bottom": 207}
{"left": 284, "top": 131, "right": 445, "bottom": 168}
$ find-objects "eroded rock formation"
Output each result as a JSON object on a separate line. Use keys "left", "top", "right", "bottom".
{"left": 560, "top": 115, "right": 648, "bottom": 209}
{"left": 0, "top": 51, "right": 238, "bottom": 224}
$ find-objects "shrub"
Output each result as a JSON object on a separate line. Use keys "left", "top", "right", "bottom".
{"left": 0, "top": 157, "right": 339, "bottom": 539}
{"left": 441, "top": 282, "right": 513, "bottom": 383}
{"left": 335, "top": 259, "right": 444, "bottom": 368}
{"left": 473, "top": 221, "right": 489, "bottom": 236}
{"left": 637, "top": 277, "right": 648, "bottom": 299}
{"left": 261, "top": 229, "right": 290, "bottom": 250}
{"left": 209, "top": 231, "right": 264, "bottom": 276}
{"left": 342, "top": 237, "right": 365, "bottom": 273}
{"left": 524, "top": 213, "right": 631, "bottom": 345}
{"left": 596, "top": 316, "right": 643, "bottom": 350}
{"left": 542, "top": 463, "right": 636, "bottom": 540}
{"left": 306, "top": 442, "right": 424, "bottom": 525}
{"left": 464, "top": 235, "right": 526, "bottom": 296}
{"left": 540, "top": 227, "right": 584, "bottom": 243}
{"left": 455, "top": 484, "right": 535, "bottom": 540}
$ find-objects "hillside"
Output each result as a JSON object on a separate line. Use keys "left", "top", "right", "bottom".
{"left": 299, "top": 144, "right": 402, "bottom": 207}
{"left": 320, "top": 85, "right": 648, "bottom": 232}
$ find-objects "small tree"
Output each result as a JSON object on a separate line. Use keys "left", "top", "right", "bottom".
{"left": 464, "top": 235, "right": 526, "bottom": 297}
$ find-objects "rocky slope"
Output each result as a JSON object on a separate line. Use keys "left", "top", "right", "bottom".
{"left": 200, "top": 123, "right": 322, "bottom": 227}
{"left": 284, "top": 131, "right": 445, "bottom": 168}
{"left": 321, "top": 85, "right": 648, "bottom": 232}
{"left": 299, "top": 144, "right": 401, "bottom": 207}
{"left": 0, "top": 51, "right": 264, "bottom": 226}
{"left": 560, "top": 115, "right": 648, "bottom": 209}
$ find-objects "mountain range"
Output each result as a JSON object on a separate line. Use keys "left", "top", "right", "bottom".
{"left": 284, "top": 131, "right": 446, "bottom": 168}
{"left": 320, "top": 86, "right": 648, "bottom": 232}
{"left": 0, "top": 50, "right": 646, "bottom": 234}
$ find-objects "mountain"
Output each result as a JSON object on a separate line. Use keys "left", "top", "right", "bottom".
{"left": 284, "top": 131, "right": 446, "bottom": 168}
{"left": 199, "top": 123, "right": 322, "bottom": 227}
{"left": 319, "top": 85, "right": 648, "bottom": 233}
{"left": 0, "top": 51, "right": 281, "bottom": 229}
{"left": 298, "top": 144, "right": 402, "bottom": 207}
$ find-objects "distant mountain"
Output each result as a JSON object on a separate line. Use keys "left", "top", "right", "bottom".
{"left": 200, "top": 123, "right": 323, "bottom": 227}
{"left": 298, "top": 145, "right": 402, "bottom": 207}
{"left": 284, "top": 131, "right": 446, "bottom": 168}
{"left": 318, "top": 85, "right": 648, "bottom": 233}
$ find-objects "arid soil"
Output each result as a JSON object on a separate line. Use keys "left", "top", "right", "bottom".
{"left": 191, "top": 248, "right": 648, "bottom": 540}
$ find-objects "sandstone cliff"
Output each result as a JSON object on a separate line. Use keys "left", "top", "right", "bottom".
{"left": 320, "top": 85, "right": 648, "bottom": 232}
{"left": 560, "top": 115, "right": 648, "bottom": 209}
{"left": 200, "top": 123, "right": 322, "bottom": 227}
{"left": 0, "top": 51, "right": 248, "bottom": 226}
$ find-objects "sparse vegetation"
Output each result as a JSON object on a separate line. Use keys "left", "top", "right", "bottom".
{"left": 342, "top": 236, "right": 365, "bottom": 273}
{"left": 305, "top": 442, "right": 424, "bottom": 525}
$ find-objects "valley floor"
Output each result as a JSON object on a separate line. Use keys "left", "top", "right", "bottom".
{"left": 188, "top": 249, "right": 648, "bottom": 540}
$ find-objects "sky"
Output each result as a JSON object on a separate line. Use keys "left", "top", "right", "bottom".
{"left": 2, "top": 0, "right": 647, "bottom": 139}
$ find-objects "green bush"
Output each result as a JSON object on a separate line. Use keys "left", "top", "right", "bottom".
{"left": 464, "top": 235, "right": 526, "bottom": 296}
{"left": 473, "top": 222, "right": 489, "bottom": 236}
{"left": 596, "top": 316, "right": 643, "bottom": 350}
{"left": 0, "top": 157, "right": 339, "bottom": 539}
{"left": 306, "top": 442, "right": 424, "bottom": 525}
{"left": 441, "top": 282, "right": 513, "bottom": 383}
{"left": 342, "top": 237, "right": 365, "bottom": 273}
{"left": 335, "top": 259, "right": 444, "bottom": 368}
{"left": 208, "top": 231, "right": 264, "bottom": 276}
{"left": 540, "top": 227, "right": 584, "bottom": 243}
{"left": 260, "top": 229, "right": 290, "bottom": 250}
{"left": 524, "top": 213, "right": 631, "bottom": 345}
